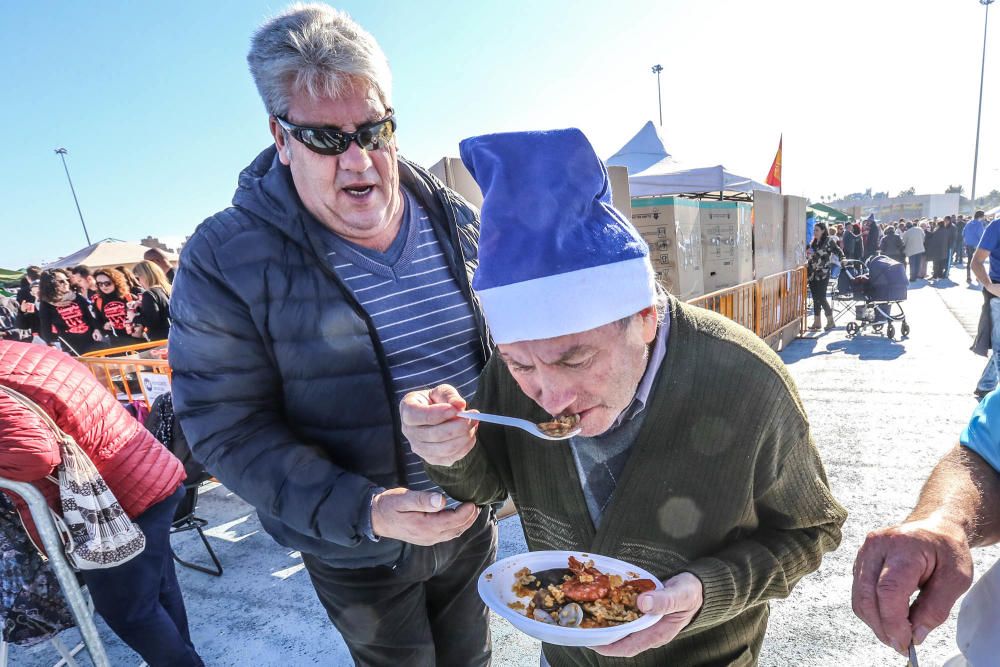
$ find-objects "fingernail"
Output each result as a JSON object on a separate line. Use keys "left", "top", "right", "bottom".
{"left": 891, "top": 640, "right": 904, "bottom": 655}
{"left": 913, "top": 625, "right": 930, "bottom": 645}
{"left": 639, "top": 596, "right": 652, "bottom": 613}
{"left": 431, "top": 494, "right": 445, "bottom": 509}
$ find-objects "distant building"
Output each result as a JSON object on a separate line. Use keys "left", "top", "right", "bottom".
{"left": 827, "top": 193, "right": 960, "bottom": 221}
{"left": 140, "top": 236, "right": 175, "bottom": 253}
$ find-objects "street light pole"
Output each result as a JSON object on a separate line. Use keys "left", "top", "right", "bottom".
{"left": 53, "top": 147, "right": 92, "bottom": 246}
{"left": 972, "top": 0, "right": 994, "bottom": 204}
{"left": 651, "top": 64, "right": 664, "bottom": 126}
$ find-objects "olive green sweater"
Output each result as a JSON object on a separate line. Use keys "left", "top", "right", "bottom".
{"left": 427, "top": 298, "right": 847, "bottom": 667}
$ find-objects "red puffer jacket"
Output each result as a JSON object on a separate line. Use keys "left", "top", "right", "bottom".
{"left": 0, "top": 341, "right": 185, "bottom": 548}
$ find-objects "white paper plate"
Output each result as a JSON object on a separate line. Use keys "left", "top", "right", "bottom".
{"left": 478, "top": 550, "right": 663, "bottom": 647}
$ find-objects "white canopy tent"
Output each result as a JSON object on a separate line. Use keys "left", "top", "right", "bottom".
{"left": 606, "top": 120, "right": 680, "bottom": 175}
{"left": 43, "top": 239, "right": 179, "bottom": 270}
{"left": 606, "top": 121, "right": 777, "bottom": 198}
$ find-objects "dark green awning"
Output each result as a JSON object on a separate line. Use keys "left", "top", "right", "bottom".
{"left": 807, "top": 202, "right": 850, "bottom": 222}
{"left": 0, "top": 268, "right": 24, "bottom": 285}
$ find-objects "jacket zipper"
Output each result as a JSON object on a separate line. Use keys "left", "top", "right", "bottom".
{"left": 299, "top": 228, "right": 410, "bottom": 493}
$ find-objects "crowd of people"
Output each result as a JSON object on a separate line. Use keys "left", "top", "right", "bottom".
{"left": 806, "top": 211, "right": 995, "bottom": 331}
{"left": 818, "top": 212, "right": 990, "bottom": 284}
{"left": 2, "top": 248, "right": 175, "bottom": 355}
{"left": 1, "top": 4, "right": 1000, "bottom": 667}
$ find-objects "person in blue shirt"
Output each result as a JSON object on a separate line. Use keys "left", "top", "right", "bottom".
{"left": 852, "top": 391, "right": 1000, "bottom": 657}
{"left": 972, "top": 217, "right": 1000, "bottom": 397}
{"left": 963, "top": 210, "right": 987, "bottom": 284}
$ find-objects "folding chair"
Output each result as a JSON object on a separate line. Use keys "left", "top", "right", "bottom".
{"left": 0, "top": 478, "right": 110, "bottom": 667}
{"left": 170, "top": 475, "right": 223, "bottom": 577}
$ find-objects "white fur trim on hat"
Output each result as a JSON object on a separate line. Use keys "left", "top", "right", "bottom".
{"left": 476, "top": 257, "right": 657, "bottom": 344}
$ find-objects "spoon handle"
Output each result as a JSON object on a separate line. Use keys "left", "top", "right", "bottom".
{"left": 456, "top": 410, "right": 534, "bottom": 430}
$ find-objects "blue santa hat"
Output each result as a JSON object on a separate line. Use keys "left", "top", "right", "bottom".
{"left": 459, "top": 128, "right": 656, "bottom": 344}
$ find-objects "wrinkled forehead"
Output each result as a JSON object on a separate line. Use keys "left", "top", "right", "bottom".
{"left": 497, "top": 322, "right": 619, "bottom": 363}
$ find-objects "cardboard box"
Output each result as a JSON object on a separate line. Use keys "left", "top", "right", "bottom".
{"left": 752, "top": 190, "right": 784, "bottom": 278}
{"left": 607, "top": 165, "right": 632, "bottom": 221}
{"left": 700, "top": 201, "right": 753, "bottom": 292}
{"left": 428, "top": 157, "right": 483, "bottom": 208}
{"left": 782, "top": 195, "right": 809, "bottom": 269}
{"left": 630, "top": 197, "right": 704, "bottom": 299}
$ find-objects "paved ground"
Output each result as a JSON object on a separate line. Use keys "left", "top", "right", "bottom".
{"left": 763, "top": 266, "right": 1000, "bottom": 667}
{"left": 12, "top": 264, "right": 1000, "bottom": 667}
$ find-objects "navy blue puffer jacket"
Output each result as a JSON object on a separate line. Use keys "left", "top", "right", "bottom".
{"left": 169, "top": 147, "right": 488, "bottom": 567}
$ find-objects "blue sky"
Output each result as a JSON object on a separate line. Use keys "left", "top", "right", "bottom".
{"left": 2, "top": 0, "right": 997, "bottom": 269}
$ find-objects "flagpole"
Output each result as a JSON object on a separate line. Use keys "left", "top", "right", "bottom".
{"left": 766, "top": 135, "right": 782, "bottom": 193}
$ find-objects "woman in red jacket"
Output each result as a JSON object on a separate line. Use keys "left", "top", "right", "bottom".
{"left": 0, "top": 341, "right": 203, "bottom": 666}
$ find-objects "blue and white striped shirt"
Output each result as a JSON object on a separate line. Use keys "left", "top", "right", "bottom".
{"left": 323, "top": 188, "right": 483, "bottom": 506}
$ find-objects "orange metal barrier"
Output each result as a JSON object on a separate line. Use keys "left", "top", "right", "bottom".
{"left": 686, "top": 266, "right": 807, "bottom": 348}
{"left": 78, "top": 340, "right": 170, "bottom": 408}
{"left": 757, "top": 267, "right": 808, "bottom": 342}
{"left": 80, "top": 340, "right": 168, "bottom": 359}
{"left": 687, "top": 280, "right": 758, "bottom": 334}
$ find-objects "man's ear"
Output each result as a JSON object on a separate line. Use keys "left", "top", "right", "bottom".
{"left": 640, "top": 305, "right": 658, "bottom": 344}
{"left": 269, "top": 117, "right": 292, "bottom": 166}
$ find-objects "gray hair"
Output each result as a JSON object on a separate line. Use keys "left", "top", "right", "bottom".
{"left": 247, "top": 3, "right": 392, "bottom": 117}
{"left": 614, "top": 284, "right": 669, "bottom": 330}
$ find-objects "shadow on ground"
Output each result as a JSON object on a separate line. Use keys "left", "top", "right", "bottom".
{"left": 784, "top": 334, "right": 907, "bottom": 363}
{"left": 825, "top": 337, "right": 907, "bottom": 360}
{"left": 782, "top": 338, "right": 829, "bottom": 363}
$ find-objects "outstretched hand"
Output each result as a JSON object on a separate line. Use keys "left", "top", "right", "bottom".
{"left": 852, "top": 517, "right": 973, "bottom": 655}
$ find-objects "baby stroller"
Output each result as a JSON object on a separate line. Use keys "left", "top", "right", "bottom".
{"left": 838, "top": 256, "right": 910, "bottom": 340}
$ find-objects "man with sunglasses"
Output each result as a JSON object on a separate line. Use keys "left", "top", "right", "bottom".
{"left": 169, "top": 4, "right": 494, "bottom": 665}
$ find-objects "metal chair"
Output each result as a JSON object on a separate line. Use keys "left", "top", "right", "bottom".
{"left": 0, "top": 478, "right": 110, "bottom": 667}
{"left": 170, "top": 476, "right": 223, "bottom": 577}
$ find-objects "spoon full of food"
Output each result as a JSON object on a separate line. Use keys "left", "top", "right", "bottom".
{"left": 456, "top": 411, "right": 581, "bottom": 441}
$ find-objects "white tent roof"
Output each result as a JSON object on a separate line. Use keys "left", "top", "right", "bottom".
{"left": 43, "top": 239, "right": 179, "bottom": 270}
{"left": 607, "top": 122, "right": 777, "bottom": 197}
{"left": 606, "top": 121, "right": 679, "bottom": 175}
{"left": 629, "top": 164, "right": 777, "bottom": 197}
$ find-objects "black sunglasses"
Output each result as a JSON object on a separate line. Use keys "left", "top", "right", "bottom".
{"left": 274, "top": 109, "right": 396, "bottom": 156}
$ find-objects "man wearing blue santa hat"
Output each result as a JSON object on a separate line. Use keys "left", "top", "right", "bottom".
{"left": 401, "top": 128, "right": 846, "bottom": 666}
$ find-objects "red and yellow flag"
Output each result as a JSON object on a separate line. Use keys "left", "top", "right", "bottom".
{"left": 765, "top": 135, "right": 782, "bottom": 192}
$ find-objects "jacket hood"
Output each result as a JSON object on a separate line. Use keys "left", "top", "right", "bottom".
{"left": 232, "top": 146, "right": 310, "bottom": 242}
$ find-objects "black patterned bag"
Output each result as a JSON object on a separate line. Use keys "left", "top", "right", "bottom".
{"left": 0, "top": 494, "right": 76, "bottom": 646}
{"left": 0, "top": 385, "right": 145, "bottom": 570}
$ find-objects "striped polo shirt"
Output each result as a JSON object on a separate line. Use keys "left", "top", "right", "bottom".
{"left": 323, "top": 188, "right": 483, "bottom": 504}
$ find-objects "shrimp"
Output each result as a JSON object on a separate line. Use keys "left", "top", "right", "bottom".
{"left": 561, "top": 573, "right": 611, "bottom": 602}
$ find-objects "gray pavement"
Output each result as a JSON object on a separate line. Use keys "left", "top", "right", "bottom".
{"left": 11, "top": 264, "right": 1000, "bottom": 667}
